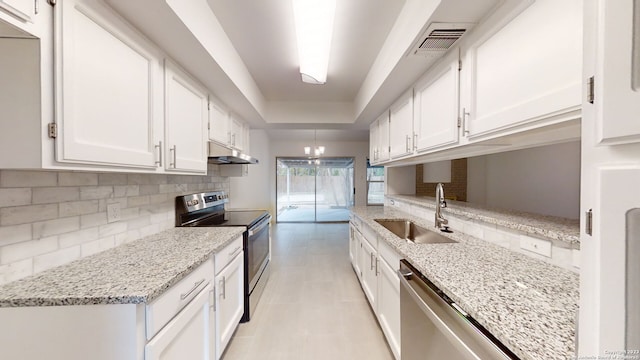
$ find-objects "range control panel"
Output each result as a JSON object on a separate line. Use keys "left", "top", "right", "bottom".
{"left": 182, "top": 191, "right": 228, "bottom": 212}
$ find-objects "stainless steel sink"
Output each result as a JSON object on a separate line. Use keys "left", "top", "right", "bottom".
{"left": 374, "top": 219, "right": 457, "bottom": 244}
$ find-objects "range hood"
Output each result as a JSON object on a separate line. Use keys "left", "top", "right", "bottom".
{"left": 207, "top": 142, "right": 259, "bottom": 165}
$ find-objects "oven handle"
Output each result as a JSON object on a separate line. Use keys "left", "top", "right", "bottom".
{"left": 248, "top": 215, "right": 271, "bottom": 236}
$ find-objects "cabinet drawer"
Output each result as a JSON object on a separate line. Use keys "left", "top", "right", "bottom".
{"left": 215, "top": 235, "right": 243, "bottom": 275}
{"left": 362, "top": 223, "right": 378, "bottom": 250}
{"left": 378, "top": 239, "right": 401, "bottom": 270}
{"left": 146, "top": 258, "right": 213, "bottom": 340}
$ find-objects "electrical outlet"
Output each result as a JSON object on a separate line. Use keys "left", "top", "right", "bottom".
{"left": 107, "top": 203, "right": 121, "bottom": 223}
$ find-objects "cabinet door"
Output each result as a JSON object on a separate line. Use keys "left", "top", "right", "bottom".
{"left": 229, "top": 115, "right": 243, "bottom": 151}
{"left": 378, "top": 113, "right": 390, "bottom": 162}
{"left": 349, "top": 225, "right": 359, "bottom": 274}
{"left": 55, "top": 0, "right": 162, "bottom": 169}
{"left": 360, "top": 236, "right": 377, "bottom": 309}
{"left": 377, "top": 257, "right": 401, "bottom": 360}
{"left": 389, "top": 91, "right": 414, "bottom": 159}
{"left": 164, "top": 59, "right": 208, "bottom": 173}
{"left": 145, "top": 284, "right": 213, "bottom": 360}
{"left": 464, "top": 0, "right": 582, "bottom": 139}
{"left": 0, "top": 0, "right": 35, "bottom": 22}
{"left": 594, "top": 0, "right": 640, "bottom": 145}
{"left": 414, "top": 54, "right": 460, "bottom": 152}
{"left": 215, "top": 253, "right": 244, "bottom": 360}
{"left": 208, "top": 98, "right": 230, "bottom": 146}
{"left": 369, "top": 120, "right": 379, "bottom": 163}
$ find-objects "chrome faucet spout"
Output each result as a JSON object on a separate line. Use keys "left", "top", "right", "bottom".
{"left": 435, "top": 183, "right": 449, "bottom": 230}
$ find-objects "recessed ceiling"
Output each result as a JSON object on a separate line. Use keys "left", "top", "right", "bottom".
{"left": 206, "top": 0, "right": 405, "bottom": 102}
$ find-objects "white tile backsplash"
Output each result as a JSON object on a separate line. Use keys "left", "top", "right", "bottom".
{"left": 0, "top": 188, "right": 32, "bottom": 207}
{"left": 391, "top": 198, "right": 580, "bottom": 272}
{"left": 0, "top": 165, "right": 228, "bottom": 285}
{"left": 0, "top": 170, "right": 57, "bottom": 187}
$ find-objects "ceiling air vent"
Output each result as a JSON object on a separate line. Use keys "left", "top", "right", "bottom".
{"left": 411, "top": 23, "right": 474, "bottom": 57}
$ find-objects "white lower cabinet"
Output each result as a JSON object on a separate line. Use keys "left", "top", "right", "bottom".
{"left": 145, "top": 284, "right": 214, "bottom": 360}
{"left": 360, "top": 235, "right": 378, "bottom": 308}
{"left": 0, "top": 258, "right": 216, "bottom": 360}
{"left": 351, "top": 215, "right": 401, "bottom": 360}
{"left": 0, "top": 0, "right": 35, "bottom": 22}
{"left": 376, "top": 240, "right": 401, "bottom": 360}
{"left": 214, "top": 236, "right": 244, "bottom": 360}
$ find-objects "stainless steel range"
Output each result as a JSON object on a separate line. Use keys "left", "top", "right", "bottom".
{"left": 175, "top": 191, "right": 271, "bottom": 322}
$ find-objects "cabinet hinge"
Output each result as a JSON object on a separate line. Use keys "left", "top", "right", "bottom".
{"left": 458, "top": 59, "right": 462, "bottom": 71}
{"left": 587, "top": 76, "right": 595, "bottom": 104}
{"left": 47, "top": 0, "right": 56, "bottom": 6}
{"left": 48, "top": 123, "right": 57, "bottom": 139}
{"left": 34, "top": 0, "right": 39, "bottom": 14}
{"left": 457, "top": 117, "right": 461, "bottom": 128}
{"left": 585, "top": 209, "right": 593, "bottom": 236}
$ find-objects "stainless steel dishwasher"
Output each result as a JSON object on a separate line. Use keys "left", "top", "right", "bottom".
{"left": 398, "top": 260, "right": 520, "bottom": 360}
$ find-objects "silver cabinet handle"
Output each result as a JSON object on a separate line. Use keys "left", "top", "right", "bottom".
{"left": 210, "top": 287, "right": 216, "bottom": 311}
{"left": 229, "top": 246, "right": 242, "bottom": 258}
{"left": 220, "top": 276, "right": 226, "bottom": 300}
{"left": 462, "top": 107, "right": 470, "bottom": 136}
{"left": 155, "top": 141, "right": 163, "bottom": 167}
{"left": 180, "top": 279, "right": 205, "bottom": 300}
{"left": 169, "top": 145, "right": 177, "bottom": 168}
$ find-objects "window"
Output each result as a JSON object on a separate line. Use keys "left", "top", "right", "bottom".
{"left": 367, "top": 161, "right": 384, "bottom": 205}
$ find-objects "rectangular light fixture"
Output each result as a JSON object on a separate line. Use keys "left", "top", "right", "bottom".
{"left": 292, "top": 0, "right": 336, "bottom": 84}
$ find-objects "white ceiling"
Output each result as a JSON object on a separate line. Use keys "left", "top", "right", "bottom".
{"left": 206, "top": 0, "right": 405, "bottom": 102}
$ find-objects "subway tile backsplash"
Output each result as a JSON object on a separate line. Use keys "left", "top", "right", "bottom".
{"left": 0, "top": 165, "right": 228, "bottom": 285}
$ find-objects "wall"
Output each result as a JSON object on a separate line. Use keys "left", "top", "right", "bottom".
{"left": 228, "top": 129, "right": 272, "bottom": 212}
{"left": 467, "top": 141, "right": 581, "bottom": 219}
{"left": 0, "top": 166, "right": 228, "bottom": 285}
{"left": 416, "top": 159, "right": 468, "bottom": 201}
{"left": 270, "top": 138, "right": 369, "bottom": 211}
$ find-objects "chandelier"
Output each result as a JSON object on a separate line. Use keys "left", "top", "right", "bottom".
{"left": 304, "top": 130, "right": 325, "bottom": 164}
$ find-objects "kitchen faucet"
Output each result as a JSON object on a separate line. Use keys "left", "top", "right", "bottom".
{"left": 435, "top": 183, "right": 449, "bottom": 231}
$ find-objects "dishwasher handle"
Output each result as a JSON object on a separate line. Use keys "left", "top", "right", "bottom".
{"left": 397, "top": 264, "right": 518, "bottom": 360}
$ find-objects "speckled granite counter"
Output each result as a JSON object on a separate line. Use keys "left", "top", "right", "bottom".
{"left": 351, "top": 205, "right": 579, "bottom": 360}
{"left": 0, "top": 227, "right": 245, "bottom": 307}
{"left": 387, "top": 194, "right": 580, "bottom": 246}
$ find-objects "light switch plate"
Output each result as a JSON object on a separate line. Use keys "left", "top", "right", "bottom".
{"left": 107, "top": 203, "right": 121, "bottom": 223}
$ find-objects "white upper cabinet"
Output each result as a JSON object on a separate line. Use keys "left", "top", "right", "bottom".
{"left": 0, "top": 0, "right": 36, "bottom": 22}
{"left": 389, "top": 90, "right": 414, "bottom": 159}
{"left": 594, "top": 0, "right": 640, "bottom": 145}
{"left": 164, "top": 59, "right": 208, "bottom": 173}
{"left": 370, "top": 111, "right": 390, "bottom": 165}
{"left": 55, "top": 0, "right": 163, "bottom": 169}
{"left": 208, "top": 97, "right": 230, "bottom": 146}
{"left": 229, "top": 114, "right": 244, "bottom": 151}
{"left": 462, "top": 0, "right": 582, "bottom": 139}
{"left": 414, "top": 51, "right": 460, "bottom": 152}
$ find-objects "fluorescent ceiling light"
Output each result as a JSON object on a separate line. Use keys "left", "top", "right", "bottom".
{"left": 292, "top": 0, "right": 336, "bottom": 84}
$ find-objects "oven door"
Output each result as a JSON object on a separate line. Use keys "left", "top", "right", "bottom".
{"left": 246, "top": 215, "right": 271, "bottom": 292}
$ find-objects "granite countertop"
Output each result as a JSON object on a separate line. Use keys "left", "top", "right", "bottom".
{"left": 387, "top": 194, "right": 580, "bottom": 246}
{"left": 351, "top": 205, "right": 579, "bottom": 360}
{"left": 0, "top": 227, "right": 245, "bottom": 307}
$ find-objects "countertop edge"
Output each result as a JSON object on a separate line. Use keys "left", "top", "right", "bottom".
{"left": 0, "top": 227, "right": 246, "bottom": 307}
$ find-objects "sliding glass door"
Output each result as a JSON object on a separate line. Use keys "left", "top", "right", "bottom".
{"left": 276, "top": 157, "right": 354, "bottom": 222}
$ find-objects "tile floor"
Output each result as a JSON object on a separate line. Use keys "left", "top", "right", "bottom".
{"left": 222, "top": 223, "right": 394, "bottom": 360}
